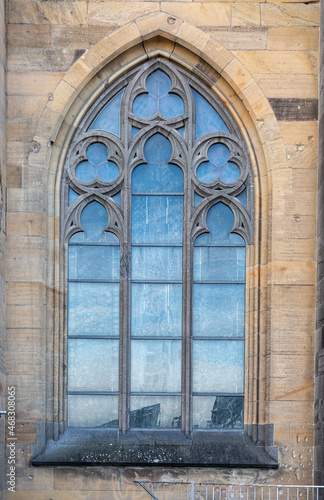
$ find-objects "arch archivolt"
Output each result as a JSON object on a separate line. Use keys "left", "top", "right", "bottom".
{"left": 29, "top": 11, "right": 287, "bottom": 440}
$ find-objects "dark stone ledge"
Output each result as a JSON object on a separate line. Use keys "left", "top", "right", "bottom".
{"left": 32, "top": 429, "right": 278, "bottom": 468}
{"left": 268, "top": 98, "right": 318, "bottom": 121}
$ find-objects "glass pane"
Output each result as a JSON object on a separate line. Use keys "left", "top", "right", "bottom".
{"left": 194, "top": 203, "right": 245, "bottom": 245}
{"left": 132, "top": 247, "right": 182, "bottom": 281}
{"left": 76, "top": 160, "right": 96, "bottom": 183}
{"left": 68, "top": 395, "right": 118, "bottom": 427}
{"left": 208, "top": 143, "right": 230, "bottom": 166}
{"left": 177, "top": 126, "right": 185, "bottom": 138}
{"left": 144, "top": 134, "right": 172, "bottom": 163}
{"left": 194, "top": 193, "right": 204, "bottom": 206}
{"left": 131, "top": 339, "right": 181, "bottom": 392}
{"left": 78, "top": 201, "right": 109, "bottom": 243}
{"left": 192, "top": 88, "right": 228, "bottom": 139}
{"left": 194, "top": 247, "right": 246, "bottom": 281}
{"left": 132, "top": 196, "right": 183, "bottom": 244}
{"left": 130, "top": 396, "right": 181, "bottom": 429}
{"left": 196, "top": 161, "right": 218, "bottom": 184}
{"left": 160, "top": 94, "right": 184, "bottom": 118}
{"left": 69, "top": 245, "right": 120, "bottom": 280}
{"left": 132, "top": 163, "right": 183, "bottom": 193}
{"left": 68, "top": 339, "right": 119, "bottom": 391}
{"left": 69, "top": 187, "right": 79, "bottom": 205}
{"left": 193, "top": 340, "right": 244, "bottom": 393}
{"left": 68, "top": 282, "right": 119, "bottom": 336}
{"left": 146, "top": 70, "right": 171, "bottom": 97}
{"left": 90, "top": 89, "right": 124, "bottom": 137}
{"left": 193, "top": 396, "right": 243, "bottom": 429}
{"left": 219, "top": 162, "right": 240, "bottom": 184}
{"left": 87, "top": 143, "right": 108, "bottom": 164}
{"left": 132, "top": 93, "right": 157, "bottom": 118}
{"left": 193, "top": 284, "right": 245, "bottom": 338}
{"left": 112, "top": 192, "right": 121, "bottom": 205}
{"left": 131, "top": 283, "right": 182, "bottom": 337}
{"left": 236, "top": 189, "right": 247, "bottom": 206}
{"left": 132, "top": 126, "right": 140, "bottom": 137}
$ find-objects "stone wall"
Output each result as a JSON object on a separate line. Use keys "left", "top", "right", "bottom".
{"left": 3, "top": 0, "right": 320, "bottom": 497}
{"left": 0, "top": 0, "right": 5, "bottom": 496}
{"left": 315, "top": 0, "right": 324, "bottom": 487}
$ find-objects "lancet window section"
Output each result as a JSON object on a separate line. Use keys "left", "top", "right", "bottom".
{"left": 62, "top": 59, "right": 253, "bottom": 433}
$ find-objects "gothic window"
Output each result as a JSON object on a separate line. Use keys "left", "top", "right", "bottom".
{"left": 62, "top": 59, "right": 253, "bottom": 435}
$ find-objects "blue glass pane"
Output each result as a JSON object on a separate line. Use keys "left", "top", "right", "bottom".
{"left": 196, "top": 161, "right": 218, "bottom": 184}
{"left": 194, "top": 247, "right": 246, "bottom": 281}
{"left": 193, "top": 340, "right": 244, "bottom": 392}
{"left": 68, "top": 282, "right": 119, "bottom": 336}
{"left": 193, "top": 284, "right": 245, "bottom": 337}
{"left": 76, "top": 160, "right": 96, "bottom": 183}
{"left": 192, "top": 88, "right": 228, "bottom": 139}
{"left": 132, "top": 93, "right": 157, "bottom": 118}
{"left": 219, "top": 162, "right": 240, "bottom": 184}
{"left": 79, "top": 201, "right": 108, "bottom": 243}
{"left": 194, "top": 193, "right": 204, "bottom": 206}
{"left": 87, "top": 143, "right": 108, "bottom": 164}
{"left": 112, "top": 192, "right": 121, "bottom": 205}
{"left": 69, "top": 245, "right": 120, "bottom": 280}
{"left": 193, "top": 396, "right": 243, "bottom": 429}
{"left": 132, "top": 196, "right": 183, "bottom": 244}
{"left": 132, "top": 164, "right": 183, "bottom": 193}
{"left": 131, "top": 339, "right": 181, "bottom": 392}
{"left": 68, "top": 395, "right": 118, "bottom": 428}
{"left": 208, "top": 143, "right": 230, "bottom": 166}
{"left": 69, "top": 187, "right": 79, "bottom": 205}
{"left": 131, "top": 283, "right": 182, "bottom": 336}
{"left": 68, "top": 339, "right": 119, "bottom": 391}
{"left": 195, "top": 203, "right": 245, "bottom": 245}
{"left": 236, "top": 189, "right": 247, "bottom": 206}
{"left": 90, "top": 89, "right": 124, "bottom": 137}
{"left": 132, "top": 126, "right": 140, "bottom": 137}
{"left": 130, "top": 396, "right": 181, "bottom": 429}
{"left": 132, "top": 247, "right": 182, "bottom": 281}
{"left": 146, "top": 70, "right": 171, "bottom": 97}
{"left": 144, "top": 134, "right": 172, "bottom": 163}
{"left": 97, "top": 160, "right": 119, "bottom": 183}
{"left": 160, "top": 94, "right": 184, "bottom": 118}
{"left": 177, "top": 127, "right": 185, "bottom": 138}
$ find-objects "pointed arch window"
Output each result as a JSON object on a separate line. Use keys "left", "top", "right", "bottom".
{"left": 62, "top": 59, "right": 253, "bottom": 435}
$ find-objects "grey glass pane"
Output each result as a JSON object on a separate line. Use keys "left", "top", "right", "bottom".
{"left": 236, "top": 189, "right": 247, "bottom": 206}
{"left": 129, "top": 396, "right": 181, "bottom": 429}
{"left": 193, "top": 340, "right": 244, "bottom": 393}
{"left": 69, "top": 245, "right": 120, "bottom": 280}
{"left": 68, "top": 339, "right": 119, "bottom": 391}
{"left": 146, "top": 70, "right": 171, "bottom": 97}
{"left": 193, "top": 396, "right": 243, "bottom": 429}
{"left": 130, "top": 396, "right": 181, "bottom": 429}
{"left": 194, "top": 246, "right": 246, "bottom": 281}
{"left": 69, "top": 187, "right": 79, "bottom": 205}
{"left": 131, "top": 339, "right": 181, "bottom": 392}
{"left": 132, "top": 246, "right": 182, "bottom": 281}
{"left": 68, "top": 395, "right": 118, "bottom": 428}
{"left": 194, "top": 203, "right": 245, "bottom": 245}
{"left": 208, "top": 143, "right": 230, "bottom": 166}
{"left": 193, "top": 284, "right": 245, "bottom": 337}
{"left": 132, "top": 93, "right": 157, "bottom": 118}
{"left": 76, "top": 160, "right": 96, "bottom": 182}
{"left": 144, "top": 134, "right": 172, "bottom": 163}
{"left": 132, "top": 196, "right": 183, "bottom": 244}
{"left": 68, "top": 282, "right": 119, "bottom": 336}
{"left": 131, "top": 283, "right": 182, "bottom": 336}
{"left": 132, "top": 163, "right": 183, "bottom": 193}
{"left": 90, "top": 89, "right": 124, "bottom": 137}
{"left": 219, "top": 162, "right": 240, "bottom": 184}
{"left": 160, "top": 94, "right": 184, "bottom": 118}
{"left": 87, "top": 143, "right": 108, "bottom": 164}
{"left": 192, "top": 88, "right": 228, "bottom": 139}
